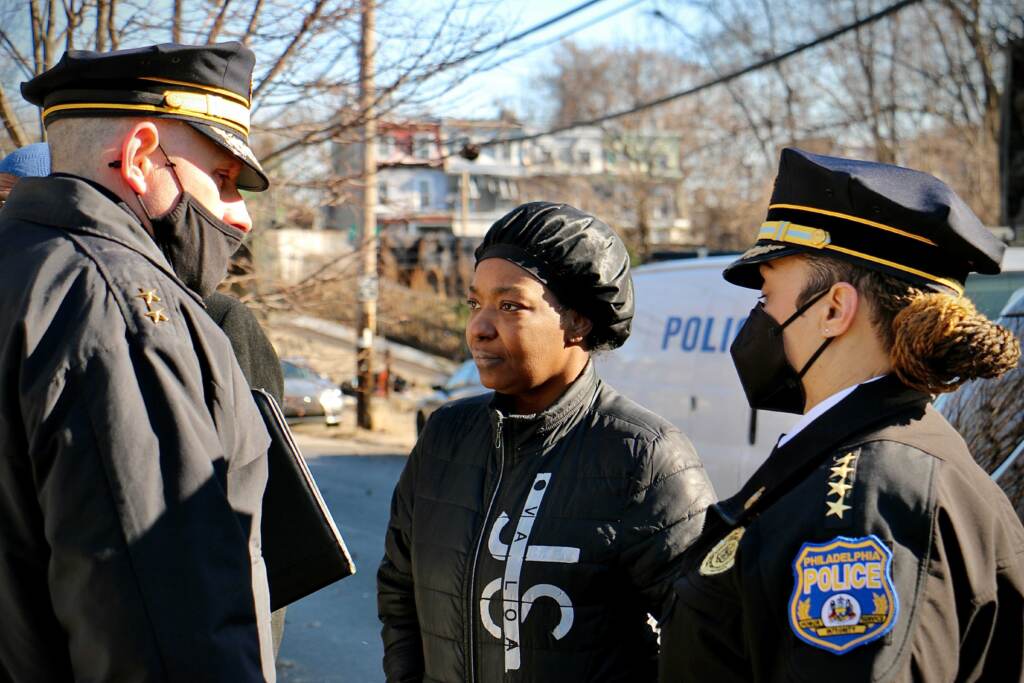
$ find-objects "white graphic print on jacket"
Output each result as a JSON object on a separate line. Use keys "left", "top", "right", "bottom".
{"left": 479, "top": 473, "right": 581, "bottom": 671}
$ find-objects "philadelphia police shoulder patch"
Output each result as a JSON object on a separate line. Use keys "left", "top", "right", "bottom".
{"left": 788, "top": 534, "right": 898, "bottom": 654}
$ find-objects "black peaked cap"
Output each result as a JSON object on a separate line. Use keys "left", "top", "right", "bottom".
{"left": 22, "top": 42, "right": 267, "bottom": 191}
{"left": 723, "top": 148, "right": 1005, "bottom": 295}
{"left": 475, "top": 202, "right": 634, "bottom": 349}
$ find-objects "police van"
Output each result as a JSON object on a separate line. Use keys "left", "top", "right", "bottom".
{"left": 597, "top": 247, "right": 1024, "bottom": 498}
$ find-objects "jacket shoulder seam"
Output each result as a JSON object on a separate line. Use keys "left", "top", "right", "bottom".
{"left": 61, "top": 230, "right": 135, "bottom": 331}
{"left": 588, "top": 406, "right": 672, "bottom": 441}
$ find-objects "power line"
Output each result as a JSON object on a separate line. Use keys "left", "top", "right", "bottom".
{"left": 474, "top": 0, "right": 923, "bottom": 148}
{"left": 468, "top": 0, "right": 649, "bottom": 77}
{"left": 464, "top": 0, "right": 615, "bottom": 64}
{"left": 259, "top": 0, "right": 621, "bottom": 165}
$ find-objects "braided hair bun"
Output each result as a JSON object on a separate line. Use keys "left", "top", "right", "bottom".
{"left": 891, "top": 292, "right": 1021, "bottom": 394}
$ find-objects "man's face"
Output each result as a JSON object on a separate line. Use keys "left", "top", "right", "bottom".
{"left": 758, "top": 255, "right": 827, "bottom": 370}
{"left": 466, "top": 258, "right": 577, "bottom": 402}
{"left": 148, "top": 124, "right": 252, "bottom": 233}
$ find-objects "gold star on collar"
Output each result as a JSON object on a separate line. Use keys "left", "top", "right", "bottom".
{"left": 828, "top": 480, "right": 853, "bottom": 498}
{"left": 144, "top": 308, "right": 169, "bottom": 324}
{"left": 829, "top": 463, "right": 856, "bottom": 480}
{"left": 136, "top": 288, "right": 161, "bottom": 306}
{"left": 826, "top": 499, "right": 852, "bottom": 519}
{"left": 834, "top": 452, "right": 858, "bottom": 467}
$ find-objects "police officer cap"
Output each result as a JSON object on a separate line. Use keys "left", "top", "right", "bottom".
{"left": 723, "top": 147, "right": 1005, "bottom": 295}
{"left": 22, "top": 42, "right": 268, "bottom": 192}
{"left": 475, "top": 201, "right": 634, "bottom": 349}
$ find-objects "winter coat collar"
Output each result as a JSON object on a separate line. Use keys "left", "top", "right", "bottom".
{"left": 713, "top": 374, "right": 930, "bottom": 527}
{"left": 489, "top": 360, "right": 601, "bottom": 463}
{"left": 3, "top": 175, "right": 202, "bottom": 305}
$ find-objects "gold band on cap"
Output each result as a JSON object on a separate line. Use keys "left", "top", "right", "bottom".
{"left": 754, "top": 220, "right": 964, "bottom": 294}
{"left": 42, "top": 90, "right": 250, "bottom": 137}
{"left": 162, "top": 90, "right": 250, "bottom": 131}
{"left": 138, "top": 76, "right": 250, "bottom": 106}
{"left": 759, "top": 221, "right": 831, "bottom": 248}
{"left": 769, "top": 203, "right": 938, "bottom": 246}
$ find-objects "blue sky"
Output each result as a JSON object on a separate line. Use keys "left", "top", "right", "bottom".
{"left": 429, "top": 0, "right": 704, "bottom": 121}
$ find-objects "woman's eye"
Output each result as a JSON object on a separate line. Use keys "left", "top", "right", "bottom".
{"left": 500, "top": 302, "right": 521, "bottom": 312}
{"left": 466, "top": 299, "right": 479, "bottom": 310}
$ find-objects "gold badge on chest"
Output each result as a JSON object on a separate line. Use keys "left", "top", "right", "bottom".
{"left": 699, "top": 527, "right": 745, "bottom": 576}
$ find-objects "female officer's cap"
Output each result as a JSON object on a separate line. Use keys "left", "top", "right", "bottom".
{"left": 21, "top": 42, "right": 268, "bottom": 192}
{"left": 723, "top": 147, "right": 1004, "bottom": 295}
{"left": 475, "top": 202, "right": 634, "bottom": 349}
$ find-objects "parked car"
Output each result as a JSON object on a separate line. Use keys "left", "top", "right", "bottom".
{"left": 415, "top": 359, "right": 489, "bottom": 435}
{"left": 282, "top": 359, "right": 344, "bottom": 426}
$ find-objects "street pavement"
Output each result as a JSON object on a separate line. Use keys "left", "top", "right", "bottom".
{"left": 276, "top": 442, "right": 408, "bottom": 683}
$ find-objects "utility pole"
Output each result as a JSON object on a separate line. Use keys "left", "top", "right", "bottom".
{"left": 460, "top": 170, "right": 470, "bottom": 235}
{"left": 457, "top": 143, "right": 480, "bottom": 237}
{"left": 356, "top": 0, "right": 378, "bottom": 430}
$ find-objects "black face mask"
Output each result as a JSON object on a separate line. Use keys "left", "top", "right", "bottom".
{"left": 130, "top": 146, "right": 244, "bottom": 298}
{"left": 730, "top": 289, "right": 833, "bottom": 414}
{"left": 148, "top": 192, "right": 243, "bottom": 298}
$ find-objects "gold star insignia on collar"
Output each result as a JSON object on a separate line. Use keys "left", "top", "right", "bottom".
{"left": 828, "top": 480, "right": 853, "bottom": 498}
{"left": 144, "top": 308, "right": 169, "bottom": 324}
{"left": 825, "top": 450, "right": 859, "bottom": 521}
{"left": 829, "top": 463, "right": 856, "bottom": 480}
{"left": 826, "top": 499, "right": 852, "bottom": 519}
{"left": 834, "top": 451, "right": 858, "bottom": 466}
{"left": 136, "top": 288, "right": 161, "bottom": 306}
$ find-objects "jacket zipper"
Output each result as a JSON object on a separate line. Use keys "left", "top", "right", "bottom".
{"left": 467, "top": 416, "right": 506, "bottom": 683}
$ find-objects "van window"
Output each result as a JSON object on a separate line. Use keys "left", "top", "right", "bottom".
{"left": 964, "top": 271, "right": 1024, "bottom": 318}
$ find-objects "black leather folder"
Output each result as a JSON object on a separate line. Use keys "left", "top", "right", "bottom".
{"left": 252, "top": 388, "right": 356, "bottom": 611}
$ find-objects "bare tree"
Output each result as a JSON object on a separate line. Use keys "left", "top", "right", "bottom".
{"left": 653, "top": 0, "right": 1022, "bottom": 229}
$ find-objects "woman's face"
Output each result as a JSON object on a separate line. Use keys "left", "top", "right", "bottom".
{"left": 466, "top": 258, "right": 588, "bottom": 413}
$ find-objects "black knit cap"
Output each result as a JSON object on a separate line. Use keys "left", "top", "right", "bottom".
{"left": 21, "top": 42, "right": 268, "bottom": 192}
{"left": 723, "top": 148, "right": 1005, "bottom": 295}
{"left": 475, "top": 202, "right": 634, "bottom": 349}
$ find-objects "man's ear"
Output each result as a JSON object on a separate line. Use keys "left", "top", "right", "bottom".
{"left": 822, "top": 282, "right": 859, "bottom": 337}
{"left": 120, "top": 121, "right": 160, "bottom": 195}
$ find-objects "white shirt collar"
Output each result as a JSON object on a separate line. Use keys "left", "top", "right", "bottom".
{"left": 776, "top": 376, "right": 886, "bottom": 449}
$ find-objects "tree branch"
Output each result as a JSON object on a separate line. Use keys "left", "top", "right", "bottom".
{"left": 251, "top": 0, "right": 328, "bottom": 100}
{"left": 207, "top": 0, "right": 232, "bottom": 44}
{"left": 0, "top": 84, "right": 29, "bottom": 148}
{"left": 242, "top": 0, "right": 263, "bottom": 46}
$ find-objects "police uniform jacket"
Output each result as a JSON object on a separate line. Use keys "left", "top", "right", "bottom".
{"left": 0, "top": 176, "right": 275, "bottom": 682}
{"left": 377, "top": 361, "right": 715, "bottom": 683}
{"left": 658, "top": 374, "right": 1024, "bottom": 682}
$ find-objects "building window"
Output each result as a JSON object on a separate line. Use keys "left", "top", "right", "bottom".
{"left": 579, "top": 150, "right": 591, "bottom": 165}
{"left": 414, "top": 135, "right": 433, "bottom": 160}
{"left": 378, "top": 180, "right": 388, "bottom": 204}
{"left": 419, "top": 180, "right": 431, "bottom": 209}
{"left": 376, "top": 136, "right": 393, "bottom": 159}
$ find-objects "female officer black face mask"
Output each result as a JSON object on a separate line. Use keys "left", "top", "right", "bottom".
{"left": 730, "top": 289, "right": 833, "bottom": 414}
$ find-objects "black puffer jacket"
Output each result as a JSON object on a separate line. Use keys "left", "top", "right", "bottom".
{"left": 378, "top": 362, "right": 715, "bottom": 682}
